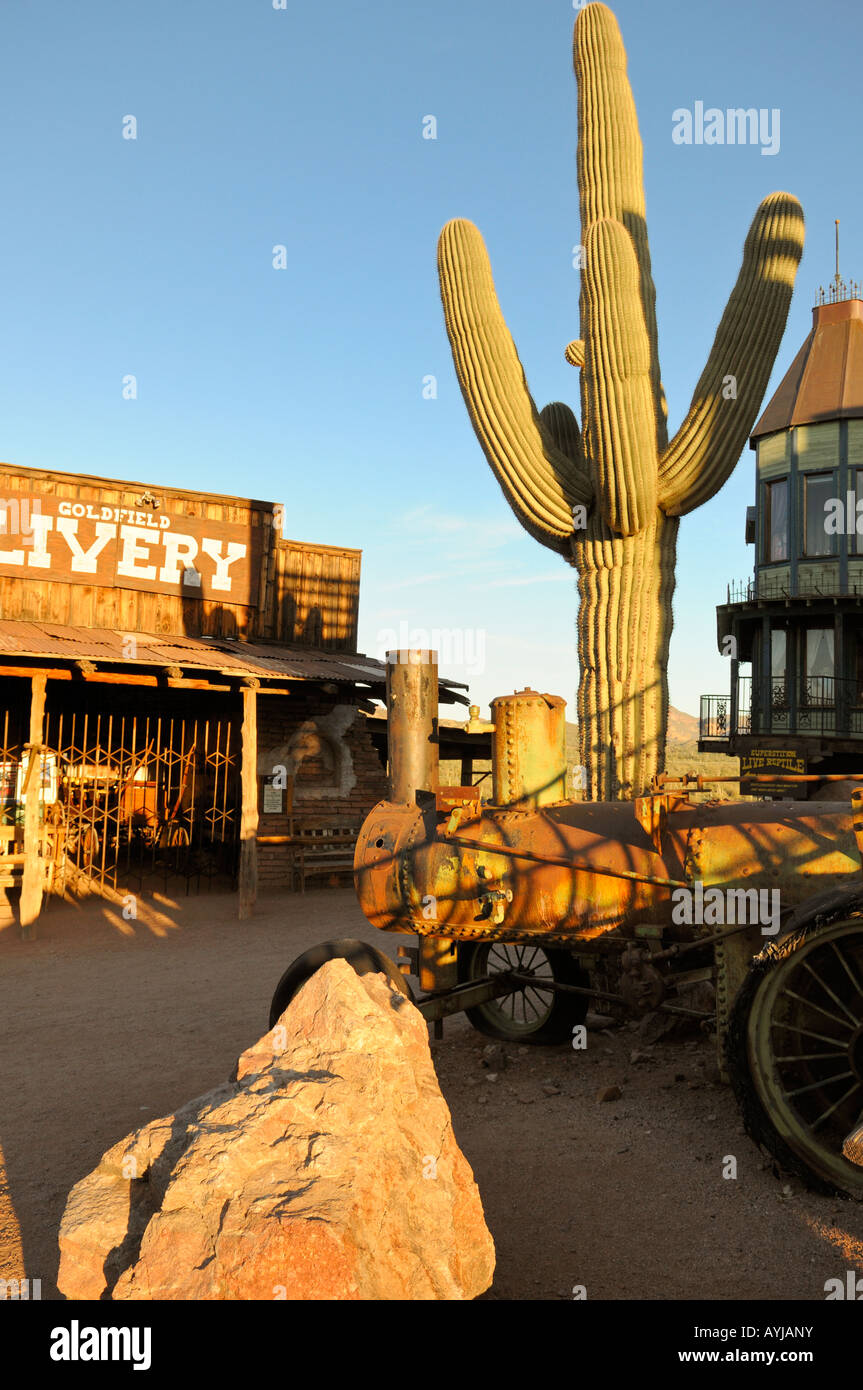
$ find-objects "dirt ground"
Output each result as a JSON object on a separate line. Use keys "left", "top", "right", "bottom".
{"left": 2, "top": 886, "right": 863, "bottom": 1302}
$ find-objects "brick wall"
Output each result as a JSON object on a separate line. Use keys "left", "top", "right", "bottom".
{"left": 256, "top": 695, "right": 387, "bottom": 889}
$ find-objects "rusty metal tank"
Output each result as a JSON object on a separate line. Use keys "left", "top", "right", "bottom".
{"left": 490, "top": 689, "right": 566, "bottom": 808}
{"left": 354, "top": 656, "right": 861, "bottom": 944}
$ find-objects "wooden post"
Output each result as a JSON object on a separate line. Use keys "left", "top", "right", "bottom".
{"left": 20, "top": 673, "right": 47, "bottom": 940}
{"left": 239, "top": 680, "right": 259, "bottom": 919}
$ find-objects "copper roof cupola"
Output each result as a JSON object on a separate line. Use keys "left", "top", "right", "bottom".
{"left": 751, "top": 295, "right": 863, "bottom": 438}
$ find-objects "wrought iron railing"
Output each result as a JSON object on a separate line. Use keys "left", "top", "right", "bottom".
{"left": 700, "top": 675, "right": 863, "bottom": 741}
{"left": 815, "top": 279, "right": 862, "bottom": 306}
{"left": 726, "top": 573, "right": 863, "bottom": 604}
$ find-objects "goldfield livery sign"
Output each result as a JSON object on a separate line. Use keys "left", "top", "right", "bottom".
{"left": 0, "top": 490, "right": 264, "bottom": 606}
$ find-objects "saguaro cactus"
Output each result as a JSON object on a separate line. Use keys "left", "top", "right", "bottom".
{"left": 437, "top": 2, "right": 804, "bottom": 800}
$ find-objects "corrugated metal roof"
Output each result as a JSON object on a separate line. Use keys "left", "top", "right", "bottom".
{"left": 0, "top": 620, "right": 469, "bottom": 699}
{"left": 751, "top": 298, "right": 863, "bottom": 440}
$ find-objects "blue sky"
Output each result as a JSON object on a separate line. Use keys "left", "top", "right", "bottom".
{"left": 0, "top": 0, "right": 859, "bottom": 719}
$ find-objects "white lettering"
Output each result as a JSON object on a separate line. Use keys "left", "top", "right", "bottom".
{"left": 27, "top": 513, "right": 54, "bottom": 568}
{"left": 158, "top": 531, "right": 200, "bottom": 585}
{"left": 200, "top": 538, "right": 246, "bottom": 593}
{"left": 0, "top": 539, "right": 24, "bottom": 564}
{"left": 116, "top": 525, "right": 157, "bottom": 581}
{"left": 56, "top": 518, "right": 115, "bottom": 573}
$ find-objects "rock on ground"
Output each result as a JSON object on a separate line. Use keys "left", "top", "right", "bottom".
{"left": 57, "top": 958, "right": 494, "bottom": 1300}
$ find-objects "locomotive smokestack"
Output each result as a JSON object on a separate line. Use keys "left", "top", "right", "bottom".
{"left": 385, "top": 649, "right": 440, "bottom": 804}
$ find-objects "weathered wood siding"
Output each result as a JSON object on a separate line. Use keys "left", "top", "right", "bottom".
{"left": 274, "top": 539, "right": 361, "bottom": 652}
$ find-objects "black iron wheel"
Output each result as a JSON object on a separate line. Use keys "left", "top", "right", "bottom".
{"left": 269, "top": 937, "right": 413, "bottom": 1029}
{"left": 726, "top": 917, "right": 863, "bottom": 1198}
{"left": 458, "top": 940, "right": 590, "bottom": 1045}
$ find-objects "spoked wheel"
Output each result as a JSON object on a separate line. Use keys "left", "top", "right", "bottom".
{"left": 163, "top": 823, "right": 190, "bottom": 869}
{"left": 458, "top": 941, "right": 590, "bottom": 1045}
{"left": 72, "top": 825, "right": 100, "bottom": 871}
{"left": 726, "top": 917, "right": 863, "bottom": 1198}
{"left": 269, "top": 938, "right": 413, "bottom": 1029}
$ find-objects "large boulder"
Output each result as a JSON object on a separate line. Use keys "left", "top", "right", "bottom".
{"left": 57, "top": 957, "right": 494, "bottom": 1300}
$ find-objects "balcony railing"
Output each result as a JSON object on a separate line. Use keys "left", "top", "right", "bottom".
{"left": 726, "top": 573, "right": 863, "bottom": 604}
{"left": 700, "top": 675, "right": 863, "bottom": 741}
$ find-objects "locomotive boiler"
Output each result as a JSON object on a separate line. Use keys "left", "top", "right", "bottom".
{"left": 270, "top": 652, "right": 863, "bottom": 1200}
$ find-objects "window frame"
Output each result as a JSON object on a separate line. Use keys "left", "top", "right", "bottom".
{"left": 801, "top": 470, "right": 837, "bottom": 559}
{"left": 763, "top": 476, "right": 789, "bottom": 564}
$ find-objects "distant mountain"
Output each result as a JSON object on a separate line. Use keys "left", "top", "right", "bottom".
{"left": 666, "top": 706, "right": 699, "bottom": 743}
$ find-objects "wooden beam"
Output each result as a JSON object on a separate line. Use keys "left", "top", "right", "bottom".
{"left": 20, "top": 674, "right": 46, "bottom": 940}
{"left": 238, "top": 683, "right": 258, "bottom": 919}
{"left": 165, "top": 678, "right": 233, "bottom": 691}
{"left": 82, "top": 671, "right": 158, "bottom": 686}
{"left": 0, "top": 665, "right": 72, "bottom": 681}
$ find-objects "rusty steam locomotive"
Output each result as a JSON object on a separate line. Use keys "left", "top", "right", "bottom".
{"left": 270, "top": 653, "right": 863, "bottom": 1200}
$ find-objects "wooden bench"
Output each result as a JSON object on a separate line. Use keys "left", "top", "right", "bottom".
{"left": 288, "top": 821, "right": 360, "bottom": 893}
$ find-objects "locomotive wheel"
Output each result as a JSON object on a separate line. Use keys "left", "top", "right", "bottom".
{"left": 74, "top": 826, "right": 100, "bottom": 870}
{"left": 269, "top": 938, "right": 413, "bottom": 1029}
{"left": 458, "top": 942, "right": 590, "bottom": 1045}
{"left": 164, "top": 823, "right": 190, "bottom": 869}
{"left": 726, "top": 917, "right": 863, "bottom": 1199}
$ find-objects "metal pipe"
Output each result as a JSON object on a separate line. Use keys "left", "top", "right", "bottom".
{"left": 385, "top": 649, "right": 439, "bottom": 803}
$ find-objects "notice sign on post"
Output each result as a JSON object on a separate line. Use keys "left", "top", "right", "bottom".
{"left": 0, "top": 492, "right": 264, "bottom": 606}
{"left": 262, "top": 776, "right": 283, "bottom": 815}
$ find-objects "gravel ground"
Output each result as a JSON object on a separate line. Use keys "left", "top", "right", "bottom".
{"left": 1, "top": 886, "right": 862, "bottom": 1301}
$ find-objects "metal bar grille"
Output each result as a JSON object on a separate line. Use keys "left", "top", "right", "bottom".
{"left": 42, "top": 705, "right": 240, "bottom": 896}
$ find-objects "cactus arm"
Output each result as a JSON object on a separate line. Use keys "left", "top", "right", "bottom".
{"left": 565, "top": 340, "right": 585, "bottom": 367}
{"left": 437, "top": 219, "right": 592, "bottom": 555}
{"left": 539, "top": 401, "right": 587, "bottom": 479}
{"left": 582, "top": 218, "right": 658, "bottom": 535}
{"left": 574, "top": 2, "right": 667, "bottom": 450}
{"left": 657, "top": 192, "right": 805, "bottom": 516}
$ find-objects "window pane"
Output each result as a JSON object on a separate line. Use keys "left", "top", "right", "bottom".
{"left": 854, "top": 470, "right": 863, "bottom": 556}
{"left": 804, "top": 473, "right": 834, "bottom": 557}
{"left": 805, "top": 628, "right": 834, "bottom": 705}
{"left": 766, "top": 479, "right": 788, "bottom": 562}
{"left": 770, "top": 629, "right": 786, "bottom": 678}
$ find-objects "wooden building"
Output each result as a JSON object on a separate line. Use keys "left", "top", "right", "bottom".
{"left": 699, "top": 278, "right": 863, "bottom": 793}
{"left": 0, "top": 461, "right": 469, "bottom": 932}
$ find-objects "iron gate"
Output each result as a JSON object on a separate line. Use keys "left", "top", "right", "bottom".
{"left": 43, "top": 707, "right": 241, "bottom": 895}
